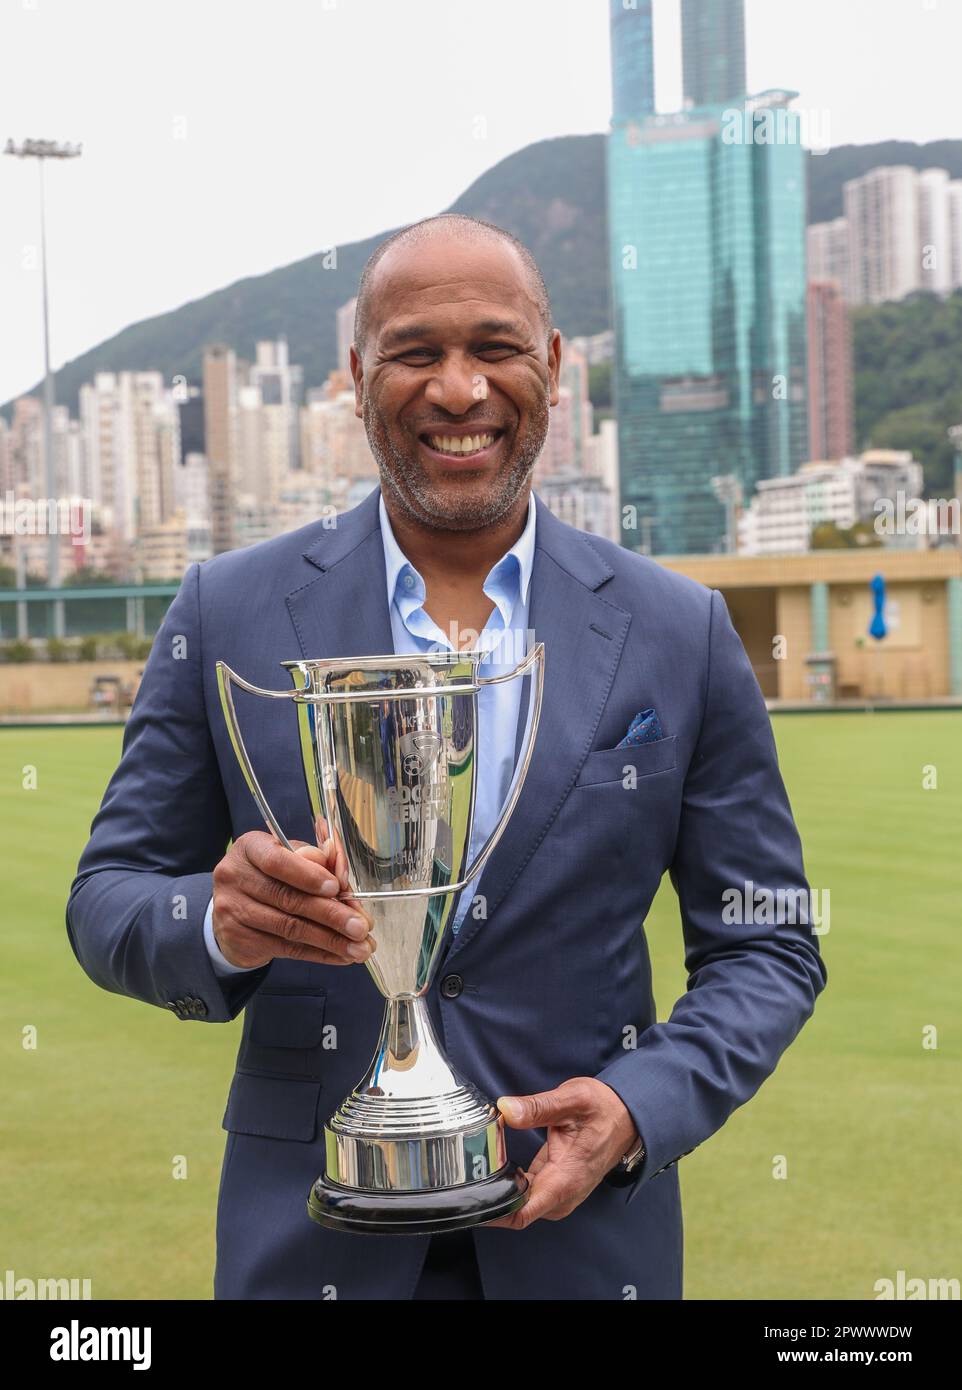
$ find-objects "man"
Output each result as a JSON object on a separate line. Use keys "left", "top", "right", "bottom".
{"left": 67, "top": 214, "right": 827, "bottom": 1300}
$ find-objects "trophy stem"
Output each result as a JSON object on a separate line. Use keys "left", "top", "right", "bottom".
{"left": 307, "top": 994, "right": 528, "bottom": 1234}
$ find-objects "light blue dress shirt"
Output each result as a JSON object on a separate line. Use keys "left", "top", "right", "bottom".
{"left": 204, "top": 490, "right": 537, "bottom": 975}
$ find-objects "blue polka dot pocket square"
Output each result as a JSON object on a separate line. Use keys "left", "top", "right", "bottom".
{"left": 616, "top": 708, "right": 665, "bottom": 748}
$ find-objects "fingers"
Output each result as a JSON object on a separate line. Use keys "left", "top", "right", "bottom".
{"left": 485, "top": 1165, "right": 576, "bottom": 1231}
{"left": 240, "top": 863, "right": 370, "bottom": 939}
{"left": 244, "top": 831, "right": 343, "bottom": 898}
{"left": 313, "top": 817, "right": 352, "bottom": 895}
{"left": 291, "top": 838, "right": 334, "bottom": 866}
{"left": 238, "top": 835, "right": 373, "bottom": 939}
{"left": 496, "top": 1080, "right": 594, "bottom": 1131}
{"left": 211, "top": 829, "right": 377, "bottom": 969}
{"left": 212, "top": 917, "right": 373, "bottom": 970}
{"left": 333, "top": 829, "right": 351, "bottom": 894}
{"left": 219, "top": 894, "right": 376, "bottom": 964}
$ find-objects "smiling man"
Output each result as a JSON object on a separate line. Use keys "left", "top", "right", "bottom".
{"left": 67, "top": 213, "right": 827, "bottom": 1301}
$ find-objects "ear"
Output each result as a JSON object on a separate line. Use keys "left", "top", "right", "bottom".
{"left": 350, "top": 344, "right": 363, "bottom": 419}
{"left": 547, "top": 329, "right": 562, "bottom": 408}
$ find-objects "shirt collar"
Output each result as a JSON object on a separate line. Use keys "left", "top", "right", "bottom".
{"left": 379, "top": 489, "right": 537, "bottom": 621}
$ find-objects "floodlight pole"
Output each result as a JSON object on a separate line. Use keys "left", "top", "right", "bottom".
{"left": 4, "top": 138, "right": 83, "bottom": 637}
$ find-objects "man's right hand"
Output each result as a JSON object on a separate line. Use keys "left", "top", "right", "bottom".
{"left": 211, "top": 827, "right": 375, "bottom": 970}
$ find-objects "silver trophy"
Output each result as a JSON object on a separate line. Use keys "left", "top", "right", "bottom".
{"left": 216, "top": 643, "right": 545, "bottom": 1234}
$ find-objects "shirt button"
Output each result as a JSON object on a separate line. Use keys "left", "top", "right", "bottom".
{"left": 440, "top": 974, "right": 464, "bottom": 999}
{"left": 403, "top": 574, "right": 415, "bottom": 589}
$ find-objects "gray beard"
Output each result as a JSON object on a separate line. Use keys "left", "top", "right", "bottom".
{"left": 363, "top": 390, "right": 550, "bottom": 534}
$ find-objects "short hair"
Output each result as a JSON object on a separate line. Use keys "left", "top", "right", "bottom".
{"left": 353, "top": 213, "right": 553, "bottom": 357}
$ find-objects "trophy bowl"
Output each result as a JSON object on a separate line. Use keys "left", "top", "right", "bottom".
{"left": 216, "top": 642, "right": 545, "bottom": 1234}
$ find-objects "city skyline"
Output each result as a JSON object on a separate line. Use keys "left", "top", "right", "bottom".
{"left": 2, "top": 0, "right": 962, "bottom": 406}
{"left": 0, "top": 322, "right": 620, "bottom": 589}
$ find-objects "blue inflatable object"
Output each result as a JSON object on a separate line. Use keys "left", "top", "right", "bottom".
{"left": 869, "top": 573, "right": 887, "bottom": 641}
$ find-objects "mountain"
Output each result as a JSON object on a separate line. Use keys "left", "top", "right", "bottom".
{"left": 2, "top": 134, "right": 608, "bottom": 421}
{"left": 4, "top": 133, "right": 962, "bottom": 497}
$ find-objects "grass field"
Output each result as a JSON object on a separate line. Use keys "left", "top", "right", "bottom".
{"left": 1, "top": 714, "right": 959, "bottom": 1300}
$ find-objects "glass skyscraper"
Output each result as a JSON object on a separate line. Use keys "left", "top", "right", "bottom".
{"left": 609, "top": 0, "right": 655, "bottom": 120}
{"left": 681, "top": 0, "right": 747, "bottom": 108}
{"left": 607, "top": 2, "right": 808, "bottom": 554}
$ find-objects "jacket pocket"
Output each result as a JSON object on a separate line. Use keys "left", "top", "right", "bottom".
{"left": 574, "top": 735, "right": 677, "bottom": 787}
{"left": 221, "top": 1072, "right": 322, "bottom": 1142}
{"left": 237, "top": 988, "right": 329, "bottom": 1081}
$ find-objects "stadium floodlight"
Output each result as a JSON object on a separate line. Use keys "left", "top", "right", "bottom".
{"left": 4, "top": 138, "right": 83, "bottom": 624}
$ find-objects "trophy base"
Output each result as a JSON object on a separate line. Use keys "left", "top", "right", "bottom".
{"left": 307, "top": 1164, "right": 528, "bottom": 1236}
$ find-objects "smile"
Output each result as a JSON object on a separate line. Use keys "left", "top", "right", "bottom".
{"left": 420, "top": 430, "right": 502, "bottom": 459}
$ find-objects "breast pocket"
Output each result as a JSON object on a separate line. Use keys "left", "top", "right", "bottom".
{"left": 574, "top": 735, "right": 677, "bottom": 787}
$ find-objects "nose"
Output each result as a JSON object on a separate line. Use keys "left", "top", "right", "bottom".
{"left": 423, "top": 349, "right": 488, "bottom": 415}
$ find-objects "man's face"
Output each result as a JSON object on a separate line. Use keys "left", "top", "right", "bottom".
{"left": 352, "top": 233, "right": 561, "bottom": 531}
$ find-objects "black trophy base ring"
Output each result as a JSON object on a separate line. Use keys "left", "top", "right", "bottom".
{"left": 307, "top": 1164, "right": 528, "bottom": 1235}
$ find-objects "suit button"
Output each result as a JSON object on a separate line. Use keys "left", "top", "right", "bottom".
{"left": 187, "top": 996, "right": 208, "bottom": 1018}
{"left": 440, "top": 974, "right": 463, "bottom": 999}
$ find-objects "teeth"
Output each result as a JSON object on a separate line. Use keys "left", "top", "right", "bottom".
{"left": 427, "top": 432, "right": 496, "bottom": 455}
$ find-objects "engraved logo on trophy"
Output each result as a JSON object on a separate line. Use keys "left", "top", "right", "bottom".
{"left": 399, "top": 729, "right": 441, "bottom": 774}
{"left": 389, "top": 729, "right": 446, "bottom": 823}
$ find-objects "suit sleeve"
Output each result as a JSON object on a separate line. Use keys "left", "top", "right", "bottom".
{"left": 65, "top": 562, "right": 268, "bottom": 1023}
{"left": 597, "top": 587, "right": 828, "bottom": 1199}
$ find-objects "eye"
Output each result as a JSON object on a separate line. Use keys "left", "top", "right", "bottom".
{"left": 476, "top": 343, "right": 519, "bottom": 360}
{"left": 395, "top": 348, "right": 437, "bottom": 364}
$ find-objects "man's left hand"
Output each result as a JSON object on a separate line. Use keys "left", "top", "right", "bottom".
{"left": 486, "top": 1078, "right": 639, "bottom": 1229}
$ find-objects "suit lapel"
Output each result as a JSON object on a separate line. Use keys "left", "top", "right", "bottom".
{"left": 285, "top": 486, "right": 394, "bottom": 662}
{"left": 446, "top": 493, "right": 631, "bottom": 962}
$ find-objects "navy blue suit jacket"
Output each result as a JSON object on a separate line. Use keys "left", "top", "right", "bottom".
{"left": 66, "top": 485, "right": 827, "bottom": 1300}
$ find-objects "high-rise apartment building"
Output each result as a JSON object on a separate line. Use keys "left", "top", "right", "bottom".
{"left": 813, "top": 165, "right": 962, "bottom": 307}
{"left": 918, "top": 167, "right": 953, "bottom": 296}
{"left": 843, "top": 166, "right": 921, "bottom": 305}
{"left": 203, "top": 345, "right": 239, "bottom": 554}
{"left": 807, "top": 280, "right": 855, "bottom": 463}
{"left": 948, "top": 180, "right": 962, "bottom": 290}
{"left": 0, "top": 418, "right": 10, "bottom": 496}
{"left": 8, "top": 396, "right": 44, "bottom": 497}
{"left": 537, "top": 338, "right": 593, "bottom": 481}
{"left": 250, "top": 339, "right": 303, "bottom": 482}
{"left": 79, "top": 371, "right": 180, "bottom": 546}
{"left": 300, "top": 373, "right": 376, "bottom": 488}
{"left": 807, "top": 217, "right": 850, "bottom": 301}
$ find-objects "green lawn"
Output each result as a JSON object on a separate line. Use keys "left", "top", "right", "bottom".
{"left": 1, "top": 715, "right": 959, "bottom": 1300}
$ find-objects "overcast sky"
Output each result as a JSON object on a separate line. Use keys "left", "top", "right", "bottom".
{"left": 1, "top": 0, "right": 959, "bottom": 405}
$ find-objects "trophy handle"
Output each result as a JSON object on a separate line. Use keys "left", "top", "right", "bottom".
{"left": 216, "top": 660, "right": 299, "bottom": 852}
{"left": 460, "top": 640, "right": 545, "bottom": 884}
